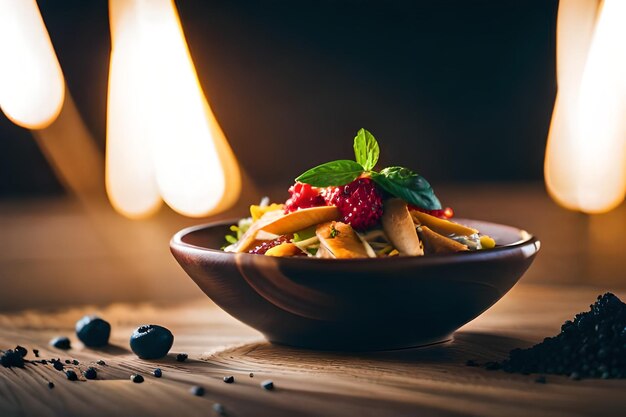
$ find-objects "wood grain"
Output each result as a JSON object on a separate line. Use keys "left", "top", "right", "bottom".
{"left": 1, "top": 284, "right": 625, "bottom": 417}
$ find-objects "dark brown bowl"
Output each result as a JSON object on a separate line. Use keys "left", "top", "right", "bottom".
{"left": 170, "top": 219, "right": 540, "bottom": 351}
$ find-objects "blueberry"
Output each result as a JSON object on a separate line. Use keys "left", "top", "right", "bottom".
{"left": 129, "top": 325, "right": 174, "bottom": 359}
{"left": 261, "top": 380, "right": 274, "bottom": 390}
{"left": 212, "top": 403, "right": 225, "bottom": 415}
{"left": 223, "top": 375, "right": 234, "bottom": 384}
{"left": 50, "top": 336, "right": 71, "bottom": 350}
{"left": 130, "top": 374, "right": 144, "bottom": 383}
{"left": 76, "top": 316, "right": 111, "bottom": 347}
{"left": 152, "top": 368, "right": 162, "bottom": 378}
{"left": 65, "top": 370, "right": 78, "bottom": 381}
{"left": 83, "top": 367, "right": 97, "bottom": 380}
{"left": 190, "top": 385, "right": 205, "bottom": 396}
{"left": 176, "top": 353, "right": 188, "bottom": 362}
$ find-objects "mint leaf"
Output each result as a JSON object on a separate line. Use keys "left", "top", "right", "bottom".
{"left": 353, "top": 128, "right": 379, "bottom": 171}
{"left": 296, "top": 160, "right": 364, "bottom": 187}
{"left": 371, "top": 167, "right": 442, "bottom": 210}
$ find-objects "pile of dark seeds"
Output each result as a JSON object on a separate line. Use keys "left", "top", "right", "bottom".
{"left": 491, "top": 292, "right": 626, "bottom": 380}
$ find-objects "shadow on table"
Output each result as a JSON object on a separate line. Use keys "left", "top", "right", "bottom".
{"left": 202, "top": 331, "right": 534, "bottom": 372}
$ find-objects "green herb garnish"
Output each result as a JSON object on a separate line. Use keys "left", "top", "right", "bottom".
{"left": 329, "top": 223, "right": 340, "bottom": 238}
{"left": 295, "top": 128, "right": 441, "bottom": 210}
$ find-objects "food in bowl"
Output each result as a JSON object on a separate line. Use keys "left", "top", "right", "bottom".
{"left": 223, "top": 129, "right": 496, "bottom": 258}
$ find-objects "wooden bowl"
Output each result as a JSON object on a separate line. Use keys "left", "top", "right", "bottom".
{"left": 170, "top": 219, "right": 540, "bottom": 351}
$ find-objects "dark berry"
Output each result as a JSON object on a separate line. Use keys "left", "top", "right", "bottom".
{"left": 223, "top": 375, "right": 234, "bottom": 383}
{"left": 261, "top": 380, "right": 274, "bottom": 390}
{"left": 176, "top": 353, "right": 188, "bottom": 362}
{"left": 129, "top": 325, "right": 174, "bottom": 359}
{"left": 284, "top": 182, "right": 326, "bottom": 213}
{"left": 14, "top": 345, "right": 27, "bottom": 357}
{"left": 50, "top": 337, "right": 71, "bottom": 350}
{"left": 322, "top": 178, "right": 383, "bottom": 230}
{"left": 190, "top": 385, "right": 205, "bottom": 396}
{"left": 0, "top": 349, "right": 24, "bottom": 368}
{"left": 212, "top": 403, "right": 225, "bottom": 415}
{"left": 130, "top": 374, "right": 144, "bottom": 383}
{"left": 65, "top": 370, "right": 78, "bottom": 381}
{"left": 33, "top": 349, "right": 40, "bottom": 358}
{"left": 153, "top": 368, "right": 162, "bottom": 378}
{"left": 76, "top": 315, "right": 111, "bottom": 347}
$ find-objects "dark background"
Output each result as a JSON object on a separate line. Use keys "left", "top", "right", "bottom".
{"left": 0, "top": 0, "right": 558, "bottom": 196}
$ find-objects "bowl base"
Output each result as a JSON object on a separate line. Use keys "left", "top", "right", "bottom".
{"left": 266, "top": 333, "right": 454, "bottom": 352}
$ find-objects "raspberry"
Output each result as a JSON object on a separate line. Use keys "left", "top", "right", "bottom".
{"left": 409, "top": 205, "right": 454, "bottom": 219}
{"left": 284, "top": 182, "right": 326, "bottom": 213}
{"left": 322, "top": 178, "right": 383, "bottom": 230}
{"left": 249, "top": 235, "right": 291, "bottom": 255}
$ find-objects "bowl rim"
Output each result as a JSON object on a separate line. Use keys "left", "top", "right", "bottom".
{"left": 170, "top": 218, "right": 540, "bottom": 265}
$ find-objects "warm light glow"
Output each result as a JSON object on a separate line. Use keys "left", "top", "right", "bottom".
{"left": 0, "top": 0, "right": 65, "bottom": 129}
{"left": 545, "top": 0, "right": 626, "bottom": 213}
{"left": 107, "top": 0, "right": 241, "bottom": 218}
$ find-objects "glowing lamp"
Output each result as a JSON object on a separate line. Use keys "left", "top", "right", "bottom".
{"left": 106, "top": 0, "right": 241, "bottom": 219}
{"left": 0, "top": 0, "right": 65, "bottom": 129}
{"left": 545, "top": 0, "right": 626, "bottom": 213}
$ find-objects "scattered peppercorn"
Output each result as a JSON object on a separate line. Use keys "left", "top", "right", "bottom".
{"left": 97, "top": 360, "right": 106, "bottom": 366}
{"left": 261, "top": 380, "right": 274, "bottom": 390}
{"left": 40, "top": 359, "right": 47, "bottom": 365}
{"left": 76, "top": 315, "right": 111, "bottom": 347}
{"left": 14, "top": 345, "right": 27, "bottom": 357}
{"left": 47, "top": 381, "right": 55, "bottom": 389}
{"left": 153, "top": 368, "right": 162, "bottom": 378}
{"left": 249, "top": 372, "right": 254, "bottom": 378}
{"left": 190, "top": 385, "right": 205, "bottom": 396}
{"left": 50, "top": 337, "right": 71, "bottom": 350}
{"left": 130, "top": 325, "right": 174, "bottom": 359}
{"left": 53, "top": 361, "right": 64, "bottom": 371}
{"left": 33, "top": 349, "right": 40, "bottom": 358}
{"left": 72, "top": 359, "right": 79, "bottom": 365}
{"left": 176, "top": 353, "right": 188, "bottom": 362}
{"left": 223, "top": 375, "right": 234, "bottom": 384}
{"left": 494, "top": 293, "right": 626, "bottom": 380}
{"left": 65, "top": 370, "right": 78, "bottom": 381}
{"left": 130, "top": 374, "right": 144, "bottom": 383}
{"left": 65, "top": 360, "right": 71, "bottom": 364}
{"left": 0, "top": 349, "right": 25, "bottom": 368}
{"left": 83, "top": 367, "right": 97, "bottom": 380}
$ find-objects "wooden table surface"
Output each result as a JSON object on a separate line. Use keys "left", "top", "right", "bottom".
{"left": 1, "top": 283, "right": 624, "bottom": 417}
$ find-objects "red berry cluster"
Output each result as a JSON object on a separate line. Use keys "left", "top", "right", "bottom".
{"left": 322, "top": 178, "right": 384, "bottom": 230}
{"left": 284, "top": 183, "right": 325, "bottom": 213}
{"left": 248, "top": 235, "right": 292, "bottom": 255}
